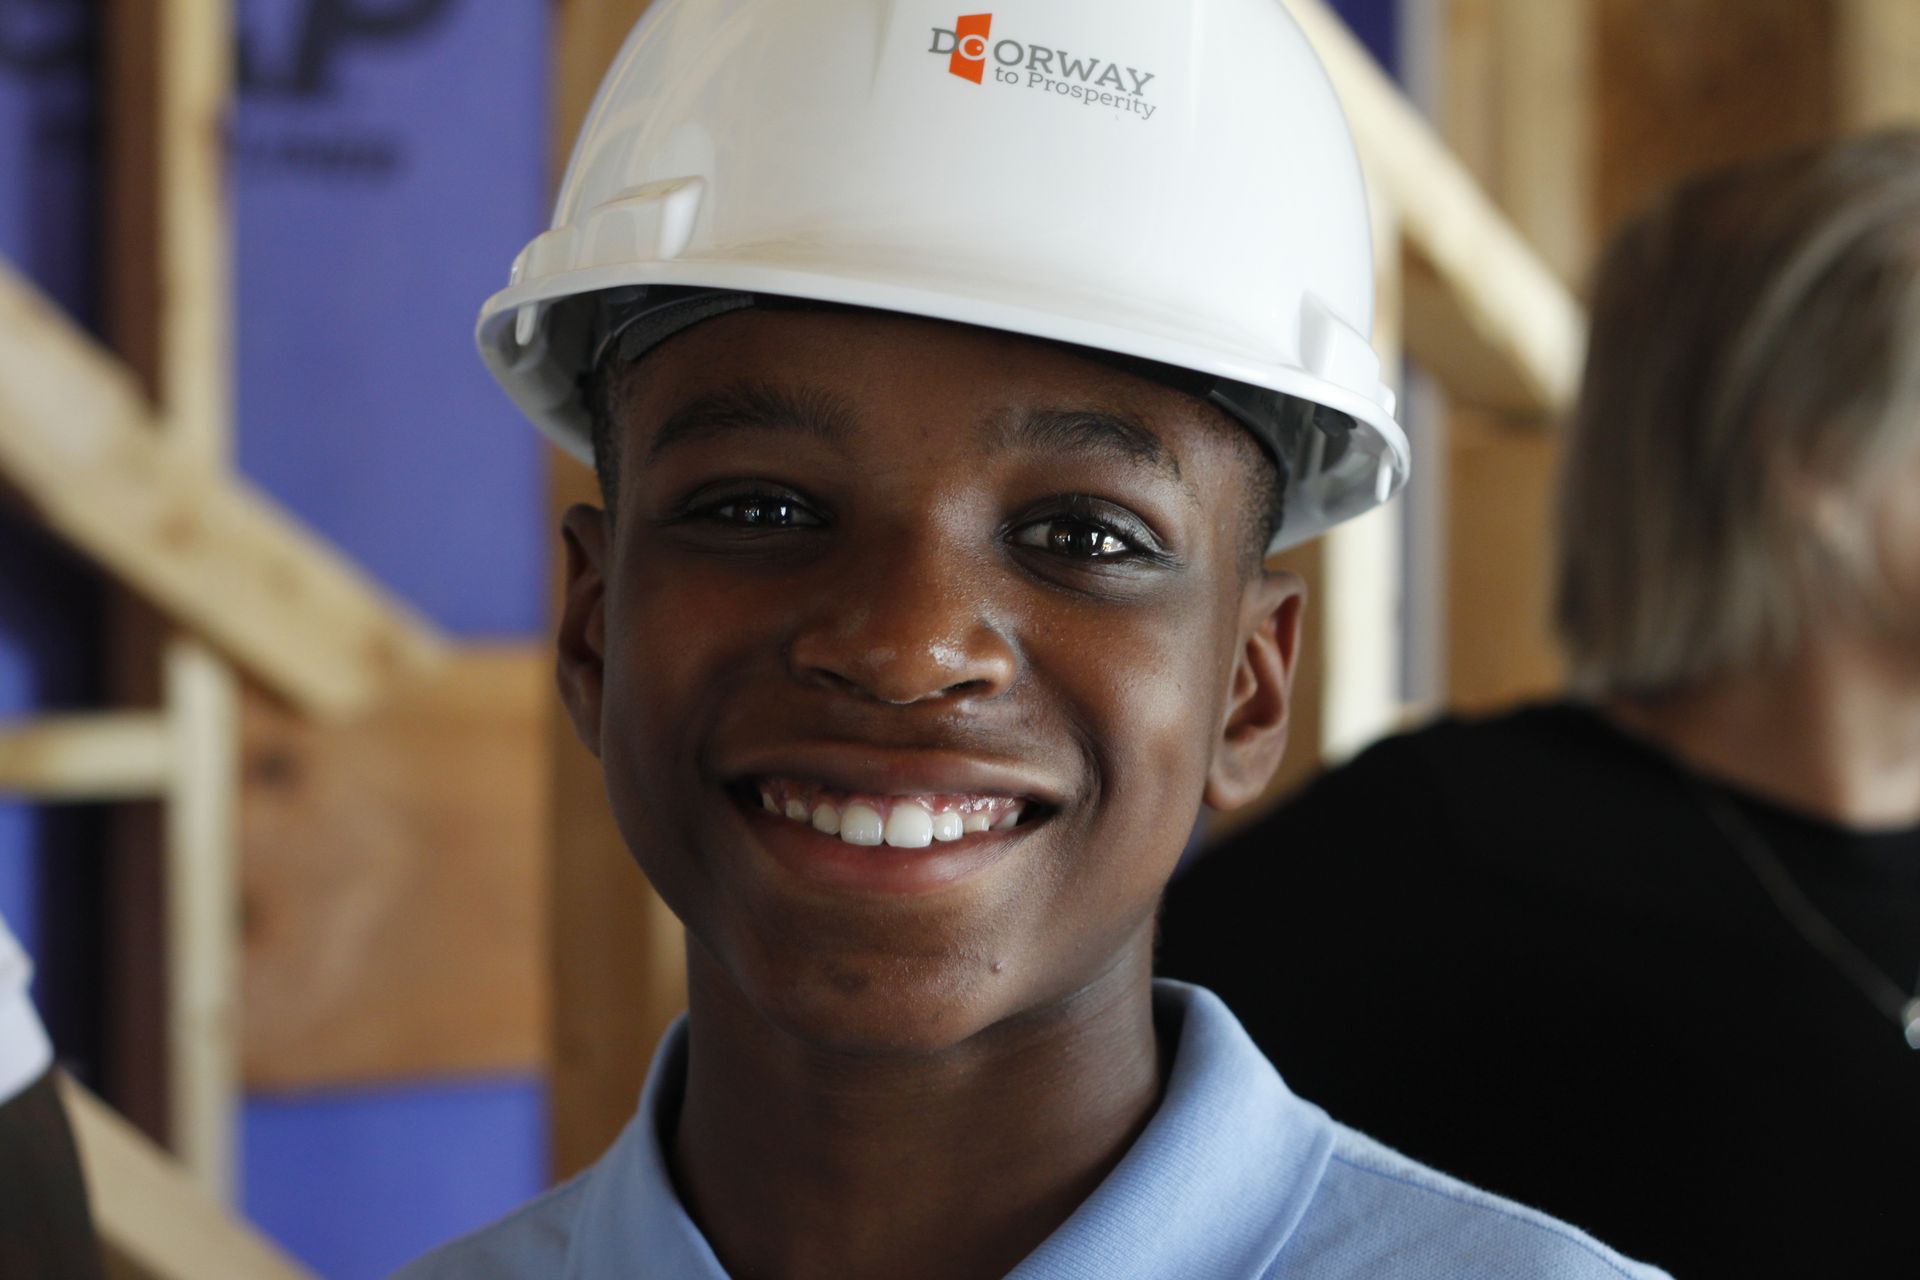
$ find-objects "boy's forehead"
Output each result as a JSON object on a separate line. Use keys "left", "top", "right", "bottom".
{"left": 616, "top": 308, "right": 1228, "bottom": 471}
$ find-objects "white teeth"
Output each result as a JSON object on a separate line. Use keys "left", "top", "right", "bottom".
{"left": 759, "top": 782, "right": 1027, "bottom": 847}
{"left": 884, "top": 805, "right": 934, "bottom": 848}
{"left": 840, "top": 803, "right": 884, "bottom": 846}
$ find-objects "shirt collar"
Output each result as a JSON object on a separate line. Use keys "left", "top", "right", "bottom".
{"left": 565, "top": 980, "right": 1329, "bottom": 1279}
{"left": 563, "top": 1016, "right": 729, "bottom": 1280}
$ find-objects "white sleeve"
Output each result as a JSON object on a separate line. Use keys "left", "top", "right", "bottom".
{"left": 0, "top": 912, "right": 54, "bottom": 1105}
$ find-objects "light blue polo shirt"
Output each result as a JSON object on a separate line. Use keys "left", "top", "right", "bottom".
{"left": 395, "top": 982, "right": 1666, "bottom": 1279}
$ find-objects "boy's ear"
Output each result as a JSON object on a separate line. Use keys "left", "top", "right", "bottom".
{"left": 1203, "top": 568, "right": 1306, "bottom": 812}
{"left": 557, "top": 503, "right": 612, "bottom": 759}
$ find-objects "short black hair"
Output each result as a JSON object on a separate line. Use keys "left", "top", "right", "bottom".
{"left": 584, "top": 357, "right": 628, "bottom": 524}
{"left": 583, "top": 355, "right": 1284, "bottom": 573}
{"left": 1230, "top": 427, "right": 1288, "bottom": 573}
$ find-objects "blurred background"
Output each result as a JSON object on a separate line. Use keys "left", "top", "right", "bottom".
{"left": 0, "top": 1, "right": 1911, "bottom": 1276}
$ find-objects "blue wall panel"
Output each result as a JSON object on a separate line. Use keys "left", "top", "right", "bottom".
{"left": 0, "top": 0, "right": 96, "bottom": 319}
{"left": 0, "top": 0, "right": 103, "bottom": 1019}
{"left": 230, "top": 1, "right": 553, "bottom": 1273}
{"left": 244, "top": 1077, "right": 549, "bottom": 1280}
{"left": 233, "top": 0, "right": 550, "bottom": 638}
{"left": 1329, "top": 0, "right": 1399, "bottom": 71}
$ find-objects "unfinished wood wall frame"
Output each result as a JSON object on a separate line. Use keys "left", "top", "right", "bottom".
{"left": 2, "top": 0, "right": 445, "bottom": 1214}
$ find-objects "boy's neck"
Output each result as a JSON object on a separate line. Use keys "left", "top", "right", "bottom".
{"left": 669, "top": 941, "right": 1167, "bottom": 1280}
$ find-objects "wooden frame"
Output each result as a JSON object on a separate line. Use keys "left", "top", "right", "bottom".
{"left": 63, "top": 1076, "right": 314, "bottom": 1280}
{"left": 0, "top": 714, "right": 172, "bottom": 800}
{"left": 0, "top": 0, "right": 440, "bottom": 1217}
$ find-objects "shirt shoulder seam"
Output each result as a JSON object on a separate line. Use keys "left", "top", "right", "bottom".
{"left": 1326, "top": 1153, "right": 1651, "bottom": 1280}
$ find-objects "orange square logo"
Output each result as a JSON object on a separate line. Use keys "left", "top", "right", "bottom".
{"left": 949, "top": 14, "right": 992, "bottom": 83}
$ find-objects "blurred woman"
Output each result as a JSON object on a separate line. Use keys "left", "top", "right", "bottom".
{"left": 1158, "top": 131, "right": 1920, "bottom": 1278}
{"left": 0, "top": 912, "right": 103, "bottom": 1279}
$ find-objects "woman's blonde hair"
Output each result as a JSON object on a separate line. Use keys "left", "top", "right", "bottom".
{"left": 1555, "top": 130, "right": 1920, "bottom": 696}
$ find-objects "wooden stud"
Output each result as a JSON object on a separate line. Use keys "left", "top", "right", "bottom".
{"left": 103, "top": 0, "right": 232, "bottom": 456}
{"left": 156, "top": 640, "right": 239, "bottom": 1198}
{"left": 1490, "top": 0, "right": 1595, "bottom": 286}
{"left": 1438, "top": 0, "right": 1500, "bottom": 180}
{"left": 1431, "top": 0, "right": 1593, "bottom": 712}
{"left": 102, "top": 0, "right": 241, "bottom": 1203}
{"left": 62, "top": 1075, "right": 316, "bottom": 1280}
{"left": 1836, "top": 0, "right": 1920, "bottom": 127}
{"left": 0, "top": 714, "right": 173, "bottom": 801}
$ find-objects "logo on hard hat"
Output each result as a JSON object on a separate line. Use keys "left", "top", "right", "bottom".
{"left": 938, "top": 13, "right": 992, "bottom": 84}
{"left": 927, "top": 15, "right": 1158, "bottom": 122}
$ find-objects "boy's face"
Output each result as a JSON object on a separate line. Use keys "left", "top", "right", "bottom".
{"left": 558, "top": 309, "right": 1301, "bottom": 1053}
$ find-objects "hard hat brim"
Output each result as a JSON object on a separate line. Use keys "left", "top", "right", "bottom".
{"left": 478, "top": 261, "right": 1408, "bottom": 552}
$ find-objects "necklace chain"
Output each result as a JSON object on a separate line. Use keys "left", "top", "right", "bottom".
{"left": 1692, "top": 782, "right": 1920, "bottom": 1050}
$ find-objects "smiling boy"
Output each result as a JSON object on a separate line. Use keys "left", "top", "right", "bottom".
{"left": 395, "top": 2, "right": 1665, "bottom": 1277}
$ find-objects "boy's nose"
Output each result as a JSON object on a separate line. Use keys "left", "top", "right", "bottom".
{"left": 786, "top": 544, "right": 1017, "bottom": 706}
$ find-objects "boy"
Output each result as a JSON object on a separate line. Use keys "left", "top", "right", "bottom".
{"left": 399, "top": 2, "right": 1664, "bottom": 1275}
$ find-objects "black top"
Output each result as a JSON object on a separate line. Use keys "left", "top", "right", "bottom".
{"left": 1158, "top": 702, "right": 1920, "bottom": 1279}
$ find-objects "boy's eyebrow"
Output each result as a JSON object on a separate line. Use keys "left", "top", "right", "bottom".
{"left": 645, "top": 381, "right": 859, "bottom": 463}
{"left": 986, "top": 407, "right": 1183, "bottom": 483}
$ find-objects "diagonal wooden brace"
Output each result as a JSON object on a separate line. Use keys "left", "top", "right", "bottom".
{"left": 0, "top": 258, "right": 447, "bottom": 721}
{"left": 62, "top": 1075, "right": 317, "bottom": 1280}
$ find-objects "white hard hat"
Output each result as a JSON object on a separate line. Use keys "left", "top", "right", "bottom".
{"left": 477, "top": 0, "right": 1408, "bottom": 550}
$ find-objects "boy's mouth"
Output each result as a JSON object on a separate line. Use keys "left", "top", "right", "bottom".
{"left": 747, "top": 776, "right": 1031, "bottom": 849}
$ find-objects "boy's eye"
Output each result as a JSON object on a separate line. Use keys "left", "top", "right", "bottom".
{"left": 1013, "top": 519, "right": 1137, "bottom": 560}
{"left": 696, "top": 492, "right": 822, "bottom": 529}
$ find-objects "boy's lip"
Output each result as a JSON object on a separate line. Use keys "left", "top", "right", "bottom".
{"left": 718, "top": 742, "right": 1070, "bottom": 811}
{"left": 736, "top": 796, "right": 1037, "bottom": 895}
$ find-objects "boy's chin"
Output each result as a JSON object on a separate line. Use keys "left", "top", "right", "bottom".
{"left": 742, "top": 959, "right": 1029, "bottom": 1060}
